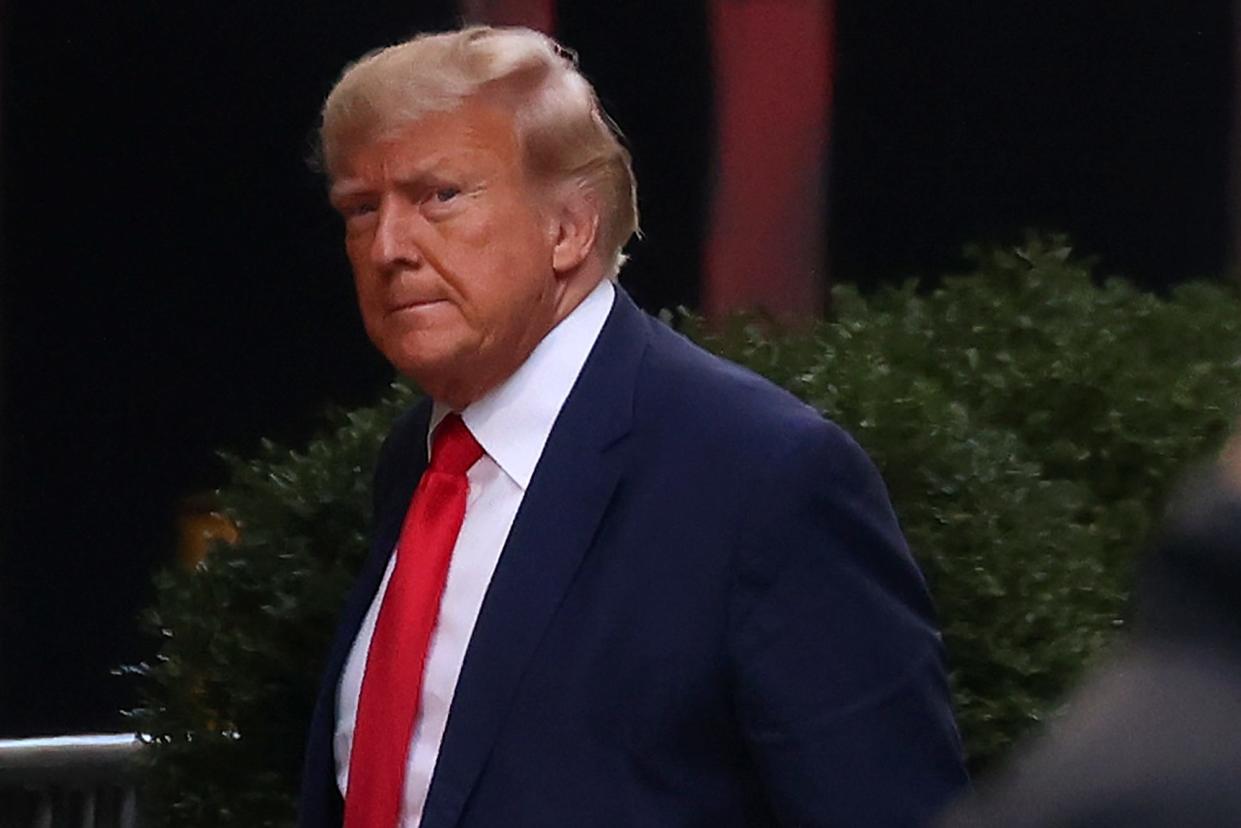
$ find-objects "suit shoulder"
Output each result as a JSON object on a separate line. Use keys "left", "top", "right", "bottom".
{"left": 372, "top": 398, "right": 431, "bottom": 497}
{"left": 379, "top": 398, "right": 430, "bottom": 461}
{"left": 635, "top": 315, "right": 852, "bottom": 457}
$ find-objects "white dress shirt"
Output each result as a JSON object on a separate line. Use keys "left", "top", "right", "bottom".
{"left": 334, "top": 279, "right": 615, "bottom": 826}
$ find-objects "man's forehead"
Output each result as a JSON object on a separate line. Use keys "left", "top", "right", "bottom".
{"left": 330, "top": 101, "right": 521, "bottom": 190}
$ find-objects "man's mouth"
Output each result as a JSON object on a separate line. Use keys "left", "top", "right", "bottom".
{"left": 388, "top": 298, "right": 447, "bottom": 315}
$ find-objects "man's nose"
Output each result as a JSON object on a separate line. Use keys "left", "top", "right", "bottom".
{"left": 370, "top": 201, "right": 424, "bottom": 271}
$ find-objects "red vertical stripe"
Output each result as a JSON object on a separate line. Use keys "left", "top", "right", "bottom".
{"left": 704, "top": 0, "right": 835, "bottom": 320}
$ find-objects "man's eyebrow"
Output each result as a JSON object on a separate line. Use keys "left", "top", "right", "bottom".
{"left": 329, "top": 160, "right": 463, "bottom": 203}
{"left": 329, "top": 180, "right": 371, "bottom": 203}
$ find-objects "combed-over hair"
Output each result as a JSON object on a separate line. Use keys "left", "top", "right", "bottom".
{"left": 319, "top": 26, "right": 640, "bottom": 277}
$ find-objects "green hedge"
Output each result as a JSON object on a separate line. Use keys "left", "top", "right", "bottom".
{"left": 127, "top": 236, "right": 1241, "bottom": 824}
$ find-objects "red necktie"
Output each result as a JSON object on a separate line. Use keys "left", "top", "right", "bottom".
{"left": 344, "top": 413, "right": 483, "bottom": 828}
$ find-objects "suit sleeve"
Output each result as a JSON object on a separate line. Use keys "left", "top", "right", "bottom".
{"left": 728, "top": 418, "right": 969, "bottom": 826}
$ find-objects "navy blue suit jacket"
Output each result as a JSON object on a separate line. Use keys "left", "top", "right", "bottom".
{"left": 299, "top": 289, "right": 968, "bottom": 826}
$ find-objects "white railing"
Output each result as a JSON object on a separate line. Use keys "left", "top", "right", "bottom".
{"left": 0, "top": 734, "right": 141, "bottom": 827}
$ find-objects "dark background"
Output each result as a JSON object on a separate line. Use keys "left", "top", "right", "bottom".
{"left": 0, "top": 1, "right": 1233, "bottom": 736}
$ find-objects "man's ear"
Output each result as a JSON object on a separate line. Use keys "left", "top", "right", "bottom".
{"left": 551, "top": 189, "right": 600, "bottom": 275}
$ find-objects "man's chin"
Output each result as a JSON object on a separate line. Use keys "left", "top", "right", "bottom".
{"left": 383, "top": 331, "right": 468, "bottom": 375}
{"left": 383, "top": 333, "right": 532, "bottom": 408}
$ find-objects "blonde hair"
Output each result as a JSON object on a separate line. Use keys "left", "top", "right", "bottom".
{"left": 319, "top": 26, "right": 640, "bottom": 277}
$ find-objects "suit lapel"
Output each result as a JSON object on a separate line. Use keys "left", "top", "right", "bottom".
{"left": 420, "top": 289, "right": 650, "bottom": 828}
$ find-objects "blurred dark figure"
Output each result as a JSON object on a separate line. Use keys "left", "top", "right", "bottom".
{"left": 942, "top": 462, "right": 1241, "bottom": 827}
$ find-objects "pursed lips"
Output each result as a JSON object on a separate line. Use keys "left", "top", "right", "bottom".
{"left": 387, "top": 297, "right": 448, "bottom": 315}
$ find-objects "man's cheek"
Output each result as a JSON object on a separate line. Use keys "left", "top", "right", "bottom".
{"left": 446, "top": 211, "right": 503, "bottom": 250}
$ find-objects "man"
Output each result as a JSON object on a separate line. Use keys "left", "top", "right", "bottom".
{"left": 299, "top": 26, "right": 966, "bottom": 827}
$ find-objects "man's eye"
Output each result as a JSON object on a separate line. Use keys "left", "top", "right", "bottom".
{"left": 433, "top": 187, "right": 460, "bottom": 203}
{"left": 344, "top": 203, "right": 376, "bottom": 219}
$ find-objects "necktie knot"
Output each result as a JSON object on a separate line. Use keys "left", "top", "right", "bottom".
{"left": 430, "top": 413, "right": 484, "bottom": 476}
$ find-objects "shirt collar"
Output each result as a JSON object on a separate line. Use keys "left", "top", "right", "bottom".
{"left": 428, "top": 279, "right": 615, "bottom": 490}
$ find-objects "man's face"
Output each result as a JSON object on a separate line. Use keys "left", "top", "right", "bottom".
{"left": 330, "top": 99, "right": 566, "bottom": 407}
